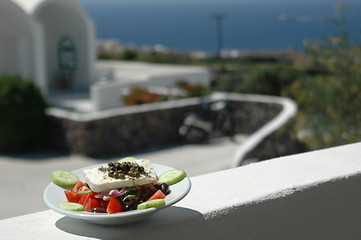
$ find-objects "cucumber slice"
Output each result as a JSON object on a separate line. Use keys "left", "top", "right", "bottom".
{"left": 118, "top": 157, "right": 138, "bottom": 163}
{"left": 158, "top": 169, "right": 187, "bottom": 186}
{"left": 59, "top": 202, "right": 84, "bottom": 211}
{"left": 137, "top": 199, "right": 165, "bottom": 210}
{"left": 50, "top": 170, "right": 79, "bottom": 188}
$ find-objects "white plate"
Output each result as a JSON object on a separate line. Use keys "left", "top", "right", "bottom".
{"left": 43, "top": 163, "right": 191, "bottom": 225}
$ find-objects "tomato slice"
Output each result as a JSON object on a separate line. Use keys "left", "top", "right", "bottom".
{"left": 146, "top": 189, "right": 166, "bottom": 202}
{"left": 64, "top": 190, "right": 80, "bottom": 203}
{"left": 106, "top": 197, "right": 123, "bottom": 213}
{"left": 78, "top": 193, "right": 90, "bottom": 205}
{"left": 97, "top": 198, "right": 109, "bottom": 209}
{"left": 71, "top": 181, "right": 85, "bottom": 193}
{"left": 84, "top": 197, "right": 100, "bottom": 212}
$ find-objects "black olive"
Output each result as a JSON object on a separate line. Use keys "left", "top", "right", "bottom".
{"left": 124, "top": 201, "right": 137, "bottom": 211}
{"left": 91, "top": 207, "right": 107, "bottom": 213}
{"left": 160, "top": 183, "right": 170, "bottom": 195}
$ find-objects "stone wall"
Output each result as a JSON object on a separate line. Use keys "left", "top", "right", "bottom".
{"left": 46, "top": 94, "right": 283, "bottom": 158}
{"left": 243, "top": 119, "right": 309, "bottom": 161}
{"left": 229, "top": 101, "right": 282, "bottom": 134}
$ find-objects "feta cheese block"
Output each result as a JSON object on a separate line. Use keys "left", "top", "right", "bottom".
{"left": 84, "top": 159, "right": 158, "bottom": 192}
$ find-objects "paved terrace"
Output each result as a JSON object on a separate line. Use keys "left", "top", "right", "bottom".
{"left": 1, "top": 142, "right": 361, "bottom": 239}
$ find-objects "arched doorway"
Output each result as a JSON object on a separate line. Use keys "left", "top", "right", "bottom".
{"left": 33, "top": 0, "right": 95, "bottom": 91}
{"left": 0, "top": 0, "right": 34, "bottom": 80}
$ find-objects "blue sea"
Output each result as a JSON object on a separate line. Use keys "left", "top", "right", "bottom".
{"left": 74, "top": 0, "right": 361, "bottom": 53}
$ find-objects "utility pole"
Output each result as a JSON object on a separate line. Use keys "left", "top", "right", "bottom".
{"left": 210, "top": 14, "right": 225, "bottom": 59}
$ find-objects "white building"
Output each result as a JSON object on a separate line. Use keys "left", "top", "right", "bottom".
{"left": 0, "top": 0, "right": 96, "bottom": 96}
{"left": 1, "top": 0, "right": 211, "bottom": 111}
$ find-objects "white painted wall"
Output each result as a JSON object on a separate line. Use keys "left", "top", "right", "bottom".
{"left": 31, "top": 21, "right": 47, "bottom": 95}
{"left": 91, "top": 81, "right": 132, "bottom": 110}
{"left": 146, "top": 71, "right": 209, "bottom": 88}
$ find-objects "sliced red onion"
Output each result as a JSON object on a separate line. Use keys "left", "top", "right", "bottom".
{"left": 102, "top": 188, "right": 128, "bottom": 201}
{"left": 109, "top": 188, "right": 128, "bottom": 197}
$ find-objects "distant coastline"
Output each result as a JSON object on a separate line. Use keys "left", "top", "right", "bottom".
{"left": 81, "top": 1, "right": 361, "bottom": 54}
{"left": 96, "top": 38, "right": 300, "bottom": 60}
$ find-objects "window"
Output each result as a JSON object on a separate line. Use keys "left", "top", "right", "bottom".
{"left": 58, "top": 36, "right": 76, "bottom": 70}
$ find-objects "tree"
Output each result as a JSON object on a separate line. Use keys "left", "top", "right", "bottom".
{"left": 0, "top": 75, "right": 47, "bottom": 152}
{"left": 288, "top": 2, "right": 361, "bottom": 149}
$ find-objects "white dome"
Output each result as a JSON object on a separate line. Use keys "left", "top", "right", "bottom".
{"left": 11, "top": 0, "right": 45, "bottom": 14}
{"left": 1, "top": 0, "right": 96, "bottom": 95}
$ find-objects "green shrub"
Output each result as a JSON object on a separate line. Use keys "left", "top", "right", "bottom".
{"left": 239, "top": 64, "right": 303, "bottom": 96}
{"left": 0, "top": 74, "right": 47, "bottom": 152}
{"left": 119, "top": 48, "right": 138, "bottom": 61}
{"left": 216, "top": 75, "right": 243, "bottom": 92}
{"left": 285, "top": 2, "right": 361, "bottom": 150}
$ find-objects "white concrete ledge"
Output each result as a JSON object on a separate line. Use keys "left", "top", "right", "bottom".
{"left": 46, "top": 93, "right": 206, "bottom": 121}
{"left": 2, "top": 142, "right": 361, "bottom": 239}
{"left": 230, "top": 93, "right": 297, "bottom": 166}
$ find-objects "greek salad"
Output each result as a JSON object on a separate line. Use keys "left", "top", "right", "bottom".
{"left": 49, "top": 157, "right": 187, "bottom": 214}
